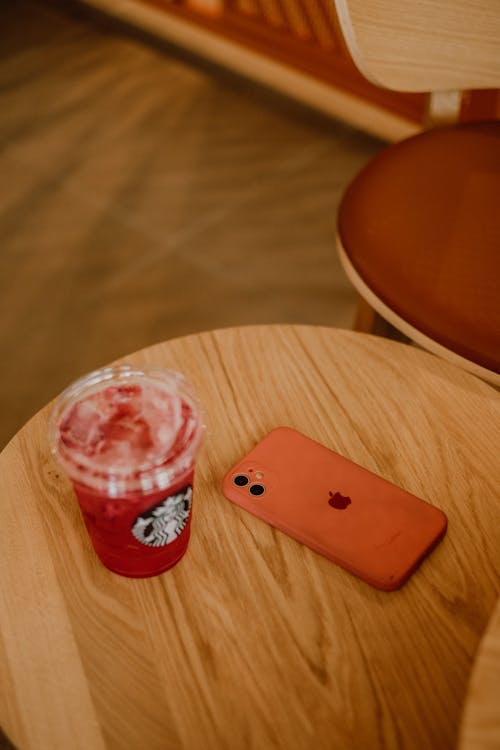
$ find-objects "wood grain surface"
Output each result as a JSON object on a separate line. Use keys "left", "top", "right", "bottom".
{"left": 334, "top": 0, "right": 500, "bottom": 92}
{"left": 1, "top": 326, "right": 500, "bottom": 750}
{"left": 459, "top": 597, "right": 500, "bottom": 750}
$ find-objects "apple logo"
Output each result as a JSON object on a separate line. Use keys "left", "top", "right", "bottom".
{"left": 328, "top": 491, "right": 351, "bottom": 510}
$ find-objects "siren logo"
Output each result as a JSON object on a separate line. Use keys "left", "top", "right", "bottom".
{"left": 132, "top": 485, "right": 192, "bottom": 547}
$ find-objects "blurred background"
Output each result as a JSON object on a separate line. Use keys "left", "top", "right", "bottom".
{"left": 0, "top": 0, "right": 398, "bottom": 448}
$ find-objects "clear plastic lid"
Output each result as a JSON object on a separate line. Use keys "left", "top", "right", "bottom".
{"left": 48, "top": 365, "right": 203, "bottom": 497}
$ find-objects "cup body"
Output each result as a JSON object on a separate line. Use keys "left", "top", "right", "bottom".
{"left": 49, "top": 365, "right": 203, "bottom": 577}
{"left": 72, "top": 467, "right": 195, "bottom": 577}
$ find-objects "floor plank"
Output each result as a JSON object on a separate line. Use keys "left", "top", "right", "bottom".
{"left": 0, "top": 0, "right": 383, "bottom": 448}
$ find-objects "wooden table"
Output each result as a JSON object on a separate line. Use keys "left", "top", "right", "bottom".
{"left": 459, "top": 596, "right": 500, "bottom": 750}
{"left": 1, "top": 326, "right": 499, "bottom": 750}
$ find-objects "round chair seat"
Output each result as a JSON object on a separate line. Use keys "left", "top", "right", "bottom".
{"left": 338, "top": 121, "right": 500, "bottom": 375}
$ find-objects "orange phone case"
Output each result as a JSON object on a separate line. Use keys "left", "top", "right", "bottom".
{"left": 222, "top": 427, "right": 447, "bottom": 591}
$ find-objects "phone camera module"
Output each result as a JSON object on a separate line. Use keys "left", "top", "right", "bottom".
{"left": 233, "top": 474, "right": 250, "bottom": 487}
{"left": 249, "top": 483, "right": 265, "bottom": 496}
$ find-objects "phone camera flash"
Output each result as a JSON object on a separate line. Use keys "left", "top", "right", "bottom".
{"left": 255, "top": 472, "right": 263, "bottom": 479}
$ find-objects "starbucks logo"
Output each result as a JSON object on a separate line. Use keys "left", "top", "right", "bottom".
{"left": 132, "top": 485, "right": 192, "bottom": 547}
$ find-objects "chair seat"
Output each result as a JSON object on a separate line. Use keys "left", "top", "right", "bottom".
{"left": 338, "top": 121, "right": 500, "bottom": 373}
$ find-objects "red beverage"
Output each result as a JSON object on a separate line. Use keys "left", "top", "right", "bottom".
{"left": 49, "top": 366, "right": 203, "bottom": 577}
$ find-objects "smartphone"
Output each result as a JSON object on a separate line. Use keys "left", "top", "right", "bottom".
{"left": 222, "top": 427, "right": 447, "bottom": 591}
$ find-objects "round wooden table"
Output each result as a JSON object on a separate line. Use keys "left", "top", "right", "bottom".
{"left": 1, "top": 326, "right": 499, "bottom": 750}
{"left": 459, "top": 596, "right": 500, "bottom": 750}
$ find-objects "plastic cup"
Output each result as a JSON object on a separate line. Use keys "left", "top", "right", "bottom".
{"left": 49, "top": 365, "right": 203, "bottom": 577}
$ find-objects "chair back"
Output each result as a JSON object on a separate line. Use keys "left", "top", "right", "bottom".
{"left": 334, "top": 0, "right": 500, "bottom": 92}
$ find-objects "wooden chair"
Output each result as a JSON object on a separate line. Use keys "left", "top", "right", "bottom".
{"left": 333, "top": 0, "right": 500, "bottom": 385}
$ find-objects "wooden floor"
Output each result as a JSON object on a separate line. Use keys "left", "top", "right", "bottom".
{"left": 0, "top": 0, "right": 383, "bottom": 449}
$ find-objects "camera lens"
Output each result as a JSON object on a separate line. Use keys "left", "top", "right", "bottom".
{"left": 233, "top": 474, "right": 249, "bottom": 487}
{"left": 249, "top": 483, "right": 265, "bottom": 496}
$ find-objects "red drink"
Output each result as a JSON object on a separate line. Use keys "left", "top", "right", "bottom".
{"left": 49, "top": 366, "right": 203, "bottom": 577}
